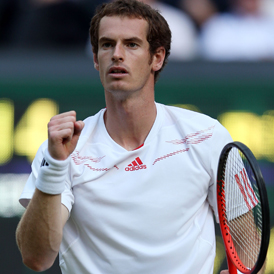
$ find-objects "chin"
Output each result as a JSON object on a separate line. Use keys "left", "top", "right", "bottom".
{"left": 106, "top": 81, "right": 129, "bottom": 93}
{"left": 106, "top": 85, "right": 138, "bottom": 101}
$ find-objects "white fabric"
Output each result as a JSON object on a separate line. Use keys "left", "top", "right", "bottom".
{"left": 19, "top": 103, "right": 233, "bottom": 274}
{"left": 199, "top": 13, "right": 274, "bottom": 61}
{"left": 35, "top": 149, "right": 70, "bottom": 195}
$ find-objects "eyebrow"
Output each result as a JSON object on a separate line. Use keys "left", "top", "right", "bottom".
{"left": 124, "top": 37, "right": 143, "bottom": 44}
{"left": 99, "top": 37, "right": 114, "bottom": 44}
{"left": 99, "top": 36, "right": 144, "bottom": 45}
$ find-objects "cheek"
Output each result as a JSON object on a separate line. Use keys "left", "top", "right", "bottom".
{"left": 141, "top": 60, "right": 153, "bottom": 78}
{"left": 97, "top": 55, "right": 108, "bottom": 78}
{"left": 98, "top": 64, "right": 107, "bottom": 85}
{"left": 97, "top": 51, "right": 108, "bottom": 67}
{"left": 136, "top": 55, "right": 151, "bottom": 73}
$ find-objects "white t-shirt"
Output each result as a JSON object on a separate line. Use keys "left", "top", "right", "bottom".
{"left": 20, "top": 103, "right": 233, "bottom": 274}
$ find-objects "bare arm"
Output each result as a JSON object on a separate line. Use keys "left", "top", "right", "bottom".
{"left": 16, "top": 191, "right": 68, "bottom": 271}
{"left": 16, "top": 111, "right": 84, "bottom": 271}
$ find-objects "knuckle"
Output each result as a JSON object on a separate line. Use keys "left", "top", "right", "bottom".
{"left": 66, "top": 127, "right": 73, "bottom": 135}
{"left": 48, "top": 130, "right": 57, "bottom": 141}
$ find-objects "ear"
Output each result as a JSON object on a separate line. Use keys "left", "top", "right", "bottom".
{"left": 151, "top": 47, "right": 165, "bottom": 72}
{"left": 93, "top": 53, "right": 99, "bottom": 71}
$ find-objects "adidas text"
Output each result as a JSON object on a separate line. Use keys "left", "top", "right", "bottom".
{"left": 125, "top": 165, "right": 147, "bottom": 171}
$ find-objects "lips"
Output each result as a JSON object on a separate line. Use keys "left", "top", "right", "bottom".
{"left": 108, "top": 66, "right": 128, "bottom": 74}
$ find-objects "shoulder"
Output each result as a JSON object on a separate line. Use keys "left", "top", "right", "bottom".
{"left": 158, "top": 103, "right": 217, "bottom": 125}
{"left": 82, "top": 109, "right": 105, "bottom": 130}
{"left": 157, "top": 103, "right": 232, "bottom": 143}
{"left": 77, "top": 109, "right": 105, "bottom": 139}
{"left": 71, "top": 108, "right": 106, "bottom": 152}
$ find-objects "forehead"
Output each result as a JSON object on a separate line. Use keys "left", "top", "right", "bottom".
{"left": 98, "top": 16, "right": 149, "bottom": 40}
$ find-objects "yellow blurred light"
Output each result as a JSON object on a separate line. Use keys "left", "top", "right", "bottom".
{"left": 14, "top": 98, "right": 58, "bottom": 162}
{"left": 214, "top": 235, "right": 226, "bottom": 274}
{"left": 265, "top": 227, "right": 274, "bottom": 274}
{"left": 261, "top": 111, "right": 274, "bottom": 162}
{"left": 218, "top": 111, "right": 267, "bottom": 160}
{"left": 0, "top": 99, "right": 14, "bottom": 165}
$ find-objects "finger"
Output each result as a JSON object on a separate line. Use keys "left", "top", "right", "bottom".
{"left": 220, "top": 270, "right": 229, "bottom": 274}
{"left": 49, "top": 128, "right": 75, "bottom": 144}
{"left": 49, "top": 121, "right": 75, "bottom": 134}
{"left": 49, "top": 115, "right": 76, "bottom": 128}
{"left": 74, "top": 121, "right": 85, "bottom": 136}
{"left": 49, "top": 121, "right": 84, "bottom": 143}
{"left": 50, "top": 111, "right": 76, "bottom": 121}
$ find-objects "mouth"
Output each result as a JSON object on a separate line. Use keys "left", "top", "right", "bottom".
{"left": 108, "top": 67, "right": 128, "bottom": 76}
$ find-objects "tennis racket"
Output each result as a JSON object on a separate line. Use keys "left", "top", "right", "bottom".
{"left": 217, "top": 141, "right": 270, "bottom": 274}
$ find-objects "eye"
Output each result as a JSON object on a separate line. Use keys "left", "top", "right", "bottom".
{"left": 128, "top": 42, "right": 138, "bottom": 48}
{"left": 102, "top": 42, "right": 112, "bottom": 48}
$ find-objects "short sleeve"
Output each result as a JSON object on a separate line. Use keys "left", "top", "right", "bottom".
{"left": 207, "top": 121, "right": 233, "bottom": 222}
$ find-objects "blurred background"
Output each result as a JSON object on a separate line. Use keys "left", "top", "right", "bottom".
{"left": 0, "top": 0, "right": 274, "bottom": 273}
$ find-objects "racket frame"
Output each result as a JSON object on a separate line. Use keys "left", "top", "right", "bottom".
{"left": 217, "top": 141, "right": 270, "bottom": 274}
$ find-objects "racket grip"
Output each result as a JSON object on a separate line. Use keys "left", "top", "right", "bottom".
{"left": 226, "top": 251, "right": 238, "bottom": 274}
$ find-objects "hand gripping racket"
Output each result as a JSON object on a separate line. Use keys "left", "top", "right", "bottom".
{"left": 217, "top": 142, "right": 270, "bottom": 274}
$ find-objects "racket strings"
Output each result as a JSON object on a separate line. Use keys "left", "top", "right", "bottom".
{"left": 224, "top": 148, "right": 263, "bottom": 269}
{"left": 222, "top": 198, "right": 261, "bottom": 266}
{"left": 229, "top": 212, "right": 261, "bottom": 267}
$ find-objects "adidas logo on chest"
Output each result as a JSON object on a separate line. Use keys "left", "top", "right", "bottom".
{"left": 125, "top": 157, "right": 147, "bottom": 171}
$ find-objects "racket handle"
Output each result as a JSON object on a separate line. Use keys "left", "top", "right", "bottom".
{"left": 226, "top": 251, "right": 238, "bottom": 274}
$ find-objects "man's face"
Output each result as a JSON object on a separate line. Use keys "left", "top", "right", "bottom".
{"left": 94, "top": 16, "right": 158, "bottom": 99}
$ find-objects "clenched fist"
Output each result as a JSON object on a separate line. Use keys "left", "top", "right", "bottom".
{"left": 47, "top": 111, "right": 85, "bottom": 160}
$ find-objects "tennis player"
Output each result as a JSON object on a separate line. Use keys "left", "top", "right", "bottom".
{"left": 16, "top": 0, "right": 234, "bottom": 273}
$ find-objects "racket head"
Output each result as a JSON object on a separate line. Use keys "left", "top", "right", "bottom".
{"left": 217, "top": 141, "right": 270, "bottom": 274}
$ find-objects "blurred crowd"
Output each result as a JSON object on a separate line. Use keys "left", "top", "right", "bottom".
{"left": 1, "top": 0, "right": 274, "bottom": 61}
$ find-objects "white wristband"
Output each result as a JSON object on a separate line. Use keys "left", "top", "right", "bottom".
{"left": 35, "top": 149, "right": 70, "bottom": 195}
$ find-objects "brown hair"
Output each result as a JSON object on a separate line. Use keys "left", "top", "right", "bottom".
{"left": 89, "top": 0, "right": 171, "bottom": 82}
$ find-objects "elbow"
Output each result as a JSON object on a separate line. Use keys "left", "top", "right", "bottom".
{"left": 22, "top": 255, "right": 54, "bottom": 272}
{"left": 17, "top": 237, "right": 54, "bottom": 271}
{"left": 17, "top": 235, "right": 59, "bottom": 272}
{"left": 16, "top": 230, "right": 58, "bottom": 272}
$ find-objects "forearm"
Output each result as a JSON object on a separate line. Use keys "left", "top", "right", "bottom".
{"left": 16, "top": 111, "right": 83, "bottom": 271}
{"left": 16, "top": 189, "right": 64, "bottom": 271}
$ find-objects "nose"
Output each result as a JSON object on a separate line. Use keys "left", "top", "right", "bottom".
{"left": 112, "top": 43, "right": 124, "bottom": 62}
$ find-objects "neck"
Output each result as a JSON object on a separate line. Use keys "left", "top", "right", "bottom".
{"left": 104, "top": 92, "right": 157, "bottom": 151}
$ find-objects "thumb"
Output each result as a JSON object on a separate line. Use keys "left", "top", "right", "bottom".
{"left": 74, "top": 121, "right": 85, "bottom": 136}
{"left": 68, "top": 121, "right": 84, "bottom": 151}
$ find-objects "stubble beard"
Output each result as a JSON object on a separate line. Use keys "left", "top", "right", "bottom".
{"left": 105, "top": 84, "right": 141, "bottom": 103}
